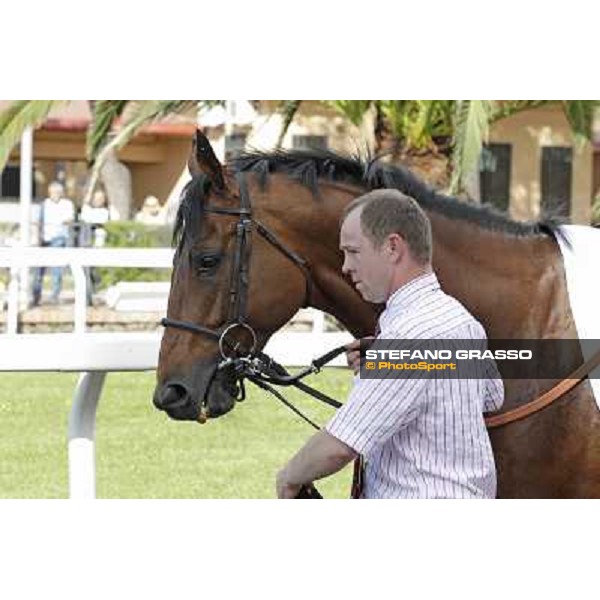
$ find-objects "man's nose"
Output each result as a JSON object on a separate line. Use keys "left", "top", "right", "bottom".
{"left": 341, "top": 256, "right": 351, "bottom": 275}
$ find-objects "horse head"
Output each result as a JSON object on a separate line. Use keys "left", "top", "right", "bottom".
{"left": 153, "top": 130, "right": 317, "bottom": 422}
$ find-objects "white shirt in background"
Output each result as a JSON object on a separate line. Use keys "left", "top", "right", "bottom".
{"left": 80, "top": 205, "right": 120, "bottom": 247}
{"left": 41, "top": 197, "right": 74, "bottom": 243}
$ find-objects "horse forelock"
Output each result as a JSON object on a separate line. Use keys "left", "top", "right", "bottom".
{"left": 230, "top": 149, "right": 564, "bottom": 239}
{"left": 173, "top": 174, "right": 211, "bottom": 251}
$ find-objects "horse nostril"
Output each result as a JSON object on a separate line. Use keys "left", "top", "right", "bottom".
{"left": 154, "top": 383, "right": 190, "bottom": 410}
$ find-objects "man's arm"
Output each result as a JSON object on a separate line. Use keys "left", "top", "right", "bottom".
{"left": 276, "top": 430, "right": 357, "bottom": 499}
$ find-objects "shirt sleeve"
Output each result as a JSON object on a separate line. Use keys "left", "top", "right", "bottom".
{"left": 482, "top": 357, "right": 504, "bottom": 412}
{"left": 325, "top": 369, "right": 428, "bottom": 455}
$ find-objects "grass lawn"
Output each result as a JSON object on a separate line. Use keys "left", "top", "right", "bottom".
{"left": 0, "top": 368, "right": 354, "bottom": 498}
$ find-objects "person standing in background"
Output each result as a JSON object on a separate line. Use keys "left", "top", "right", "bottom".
{"left": 31, "top": 181, "right": 75, "bottom": 306}
{"left": 80, "top": 188, "right": 120, "bottom": 305}
{"left": 80, "top": 188, "right": 120, "bottom": 248}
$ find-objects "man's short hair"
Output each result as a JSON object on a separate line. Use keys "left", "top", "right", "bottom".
{"left": 343, "top": 189, "right": 432, "bottom": 264}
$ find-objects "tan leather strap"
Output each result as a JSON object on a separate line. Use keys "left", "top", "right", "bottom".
{"left": 485, "top": 349, "right": 600, "bottom": 429}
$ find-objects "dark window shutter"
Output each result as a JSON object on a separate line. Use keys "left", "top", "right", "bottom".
{"left": 480, "top": 144, "right": 511, "bottom": 212}
{"left": 1, "top": 165, "right": 21, "bottom": 199}
{"left": 0, "top": 164, "right": 36, "bottom": 200}
{"left": 541, "top": 146, "right": 572, "bottom": 217}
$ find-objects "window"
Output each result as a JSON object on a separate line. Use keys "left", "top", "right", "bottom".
{"left": 541, "top": 146, "right": 572, "bottom": 217}
{"left": 224, "top": 133, "right": 247, "bottom": 161}
{"left": 479, "top": 144, "right": 511, "bottom": 212}
{"left": 292, "top": 135, "right": 328, "bottom": 151}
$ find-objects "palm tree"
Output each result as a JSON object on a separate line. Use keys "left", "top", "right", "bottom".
{"left": 84, "top": 100, "right": 201, "bottom": 217}
{"left": 274, "top": 99, "right": 600, "bottom": 196}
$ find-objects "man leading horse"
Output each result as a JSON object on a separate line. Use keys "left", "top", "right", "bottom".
{"left": 276, "top": 189, "right": 504, "bottom": 499}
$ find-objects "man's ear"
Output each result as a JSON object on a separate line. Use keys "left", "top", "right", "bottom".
{"left": 187, "top": 128, "right": 228, "bottom": 192}
{"left": 387, "top": 233, "right": 406, "bottom": 261}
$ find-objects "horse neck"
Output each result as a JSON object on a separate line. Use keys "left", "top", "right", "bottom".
{"left": 258, "top": 177, "right": 576, "bottom": 342}
{"left": 259, "top": 179, "right": 379, "bottom": 338}
{"left": 427, "top": 212, "right": 577, "bottom": 340}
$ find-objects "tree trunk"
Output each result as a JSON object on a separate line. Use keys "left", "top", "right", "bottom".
{"left": 374, "top": 104, "right": 397, "bottom": 156}
{"left": 394, "top": 151, "right": 451, "bottom": 190}
{"left": 86, "top": 101, "right": 133, "bottom": 219}
{"left": 100, "top": 148, "right": 132, "bottom": 219}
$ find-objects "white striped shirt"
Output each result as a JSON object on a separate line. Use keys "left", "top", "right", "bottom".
{"left": 326, "top": 272, "right": 504, "bottom": 499}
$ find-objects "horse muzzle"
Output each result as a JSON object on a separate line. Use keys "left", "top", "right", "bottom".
{"left": 153, "top": 367, "right": 239, "bottom": 422}
{"left": 153, "top": 381, "right": 202, "bottom": 421}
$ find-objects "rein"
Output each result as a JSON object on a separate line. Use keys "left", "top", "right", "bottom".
{"left": 484, "top": 348, "right": 600, "bottom": 428}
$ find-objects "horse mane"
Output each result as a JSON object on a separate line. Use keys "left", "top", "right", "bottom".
{"left": 232, "top": 150, "right": 568, "bottom": 239}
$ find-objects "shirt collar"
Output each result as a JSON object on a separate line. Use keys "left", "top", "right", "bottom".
{"left": 386, "top": 271, "right": 440, "bottom": 313}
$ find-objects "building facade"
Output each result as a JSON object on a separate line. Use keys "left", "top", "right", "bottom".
{"left": 1, "top": 100, "right": 596, "bottom": 227}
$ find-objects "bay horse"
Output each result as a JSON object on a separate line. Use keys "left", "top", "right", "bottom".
{"left": 154, "top": 130, "right": 600, "bottom": 498}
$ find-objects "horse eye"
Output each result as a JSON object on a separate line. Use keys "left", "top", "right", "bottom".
{"left": 192, "top": 252, "right": 221, "bottom": 276}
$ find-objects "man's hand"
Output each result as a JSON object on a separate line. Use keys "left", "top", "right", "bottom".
{"left": 345, "top": 336, "right": 375, "bottom": 375}
{"left": 276, "top": 468, "right": 303, "bottom": 499}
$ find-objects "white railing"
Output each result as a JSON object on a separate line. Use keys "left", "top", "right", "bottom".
{"left": 0, "top": 247, "right": 174, "bottom": 499}
{"left": 0, "top": 246, "right": 174, "bottom": 334}
{"left": 0, "top": 247, "right": 352, "bottom": 498}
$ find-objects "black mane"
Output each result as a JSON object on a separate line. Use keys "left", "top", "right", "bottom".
{"left": 232, "top": 150, "right": 566, "bottom": 238}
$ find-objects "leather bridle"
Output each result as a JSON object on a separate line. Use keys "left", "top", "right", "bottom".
{"left": 160, "top": 173, "right": 346, "bottom": 424}
{"left": 162, "top": 173, "right": 312, "bottom": 366}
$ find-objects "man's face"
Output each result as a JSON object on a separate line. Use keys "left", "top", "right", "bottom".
{"left": 48, "top": 185, "right": 62, "bottom": 202}
{"left": 340, "top": 208, "right": 391, "bottom": 303}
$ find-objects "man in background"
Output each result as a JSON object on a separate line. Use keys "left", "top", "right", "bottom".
{"left": 31, "top": 181, "right": 74, "bottom": 306}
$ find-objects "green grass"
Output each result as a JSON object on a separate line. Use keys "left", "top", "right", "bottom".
{"left": 0, "top": 369, "right": 354, "bottom": 498}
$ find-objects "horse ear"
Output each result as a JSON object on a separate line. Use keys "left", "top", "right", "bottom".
{"left": 188, "top": 129, "right": 227, "bottom": 191}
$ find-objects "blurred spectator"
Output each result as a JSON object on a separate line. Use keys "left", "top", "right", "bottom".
{"left": 80, "top": 189, "right": 120, "bottom": 247}
{"left": 135, "top": 195, "right": 166, "bottom": 225}
{"left": 31, "top": 181, "right": 74, "bottom": 306}
{"left": 80, "top": 189, "right": 120, "bottom": 305}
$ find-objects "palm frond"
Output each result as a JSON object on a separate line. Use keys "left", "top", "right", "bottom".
{"left": 108, "top": 100, "right": 197, "bottom": 154}
{"left": 84, "top": 100, "right": 197, "bottom": 202}
{"left": 326, "top": 100, "right": 373, "bottom": 126}
{"left": 490, "top": 100, "right": 548, "bottom": 122}
{"left": 379, "top": 100, "right": 410, "bottom": 140}
{"left": 449, "top": 100, "right": 494, "bottom": 194}
{"left": 561, "top": 100, "right": 599, "bottom": 148}
{"left": 0, "top": 100, "right": 65, "bottom": 171}
{"left": 86, "top": 100, "right": 129, "bottom": 161}
{"left": 405, "top": 100, "right": 439, "bottom": 149}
